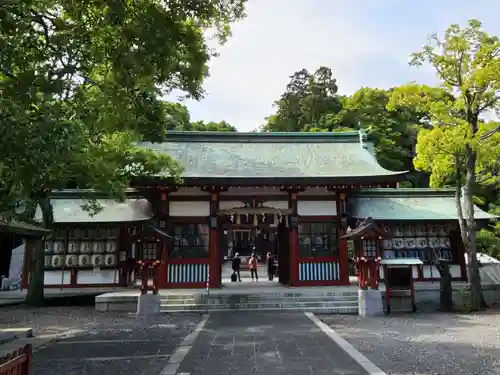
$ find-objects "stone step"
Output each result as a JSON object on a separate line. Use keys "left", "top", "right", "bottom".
{"left": 161, "top": 292, "right": 358, "bottom": 299}
{"left": 160, "top": 294, "right": 358, "bottom": 302}
{"left": 159, "top": 296, "right": 358, "bottom": 304}
{"left": 160, "top": 305, "right": 358, "bottom": 314}
{"left": 160, "top": 300, "right": 358, "bottom": 310}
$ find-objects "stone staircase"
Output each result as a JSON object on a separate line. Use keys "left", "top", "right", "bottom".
{"left": 158, "top": 289, "right": 358, "bottom": 313}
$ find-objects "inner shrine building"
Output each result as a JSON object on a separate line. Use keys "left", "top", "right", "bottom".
{"left": 27, "top": 131, "right": 496, "bottom": 290}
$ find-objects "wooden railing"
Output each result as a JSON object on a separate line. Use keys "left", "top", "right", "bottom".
{"left": 0, "top": 344, "right": 32, "bottom": 375}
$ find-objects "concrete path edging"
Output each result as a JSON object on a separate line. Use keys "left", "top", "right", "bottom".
{"left": 159, "top": 314, "right": 210, "bottom": 375}
{"left": 305, "top": 312, "right": 387, "bottom": 375}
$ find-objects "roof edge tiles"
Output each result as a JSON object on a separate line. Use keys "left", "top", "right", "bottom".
{"left": 157, "top": 130, "right": 368, "bottom": 144}
{"left": 0, "top": 217, "right": 50, "bottom": 236}
{"left": 34, "top": 198, "right": 153, "bottom": 224}
{"left": 350, "top": 188, "right": 498, "bottom": 221}
{"left": 352, "top": 188, "right": 458, "bottom": 198}
{"left": 48, "top": 189, "right": 142, "bottom": 199}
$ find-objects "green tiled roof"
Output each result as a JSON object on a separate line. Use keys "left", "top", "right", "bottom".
{"left": 0, "top": 217, "right": 50, "bottom": 236}
{"left": 350, "top": 188, "right": 497, "bottom": 221}
{"left": 137, "top": 131, "right": 407, "bottom": 179}
{"left": 34, "top": 198, "right": 153, "bottom": 224}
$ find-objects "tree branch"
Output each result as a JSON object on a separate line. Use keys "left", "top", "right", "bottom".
{"left": 477, "top": 96, "right": 500, "bottom": 113}
{"left": 480, "top": 125, "right": 500, "bottom": 141}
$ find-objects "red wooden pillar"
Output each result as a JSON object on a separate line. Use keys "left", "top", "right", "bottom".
{"left": 155, "top": 189, "right": 169, "bottom": 288}
{"left": 208, "top": 189, "right": 221, "bottom": 288}
{"left": 337, "top": 191, "right": 349, "bottom": 285}
{"left": 288, "top": 190, "right": 299, "bottom": 286}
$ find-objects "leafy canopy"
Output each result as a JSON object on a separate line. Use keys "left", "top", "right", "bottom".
{"left": 388, "top": 19, "right": 500, "bottom": 188}
{"left": 0, "top": 0, "right": 246, "bottom": 218}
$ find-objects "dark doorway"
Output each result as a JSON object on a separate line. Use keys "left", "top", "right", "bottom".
{"left": 0, "top": 233, "right": 22, "bottom": 277}
{"left": 233, "top": 230, "right": 254, "bottom": 258}
{"left": 221, "top": 226, "right": 288, "bottom": 285}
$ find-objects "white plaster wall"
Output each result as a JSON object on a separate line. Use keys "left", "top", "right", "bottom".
{"left": 266, "top": 201, "right": 289, "bottom": 210}
{"left": 298, "top": 200, "right": 337, "bottom": 216}
{"left": 170, "top": 187, "right": 210, "bottom": 196}
{"left": 222, "top": 187, "right": 287, "bottom": 197}
{"left": 298, "top": 187, "right": 336, "bottom": 196}
{"left": 76, "top": 269, "right": 117, "bottom": 284}
{"left": 44, "top": 271, "right": 71, "bottom": 285}
{"left": 422, "top": 264, "right": 462, "bottom": 279}
{"left": 169, "top": 201, "right": 210, "bottom": 216}
{"left": 219, "top": 201, "right": 244, "bottom": 210}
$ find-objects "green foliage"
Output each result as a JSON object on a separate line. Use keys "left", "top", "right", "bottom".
{"left": 0, "top": 0, "right": 246, "bottom": 304}
{"left": 389, "top": 19, "right": 500, "bottom": 310}
{"left": 0, "top": 0, "right": 246, "bottom": 216}
{"left": 262, "top": 72, "right": 428, "bottom": 181}
{"left": 412, "top": 122, "right": 500, "bottom": 188}
{"left": 389, "top": 19, "right": 500, "bottom": 192}
{"left": 261, "top": 67, "right": 341, "bottom": 132}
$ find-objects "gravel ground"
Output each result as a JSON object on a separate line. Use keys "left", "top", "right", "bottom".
{"left": 319, "top": 310, "right": 500, "bottom": 375}
{"left": 0, "top": 305, "right": 203, "bottom": 375}
{"left": 0, "top": 305, "right": 153, "bottom": 337}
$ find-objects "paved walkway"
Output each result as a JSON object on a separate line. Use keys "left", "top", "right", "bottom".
{"left": 176, "top": 312, "right": 369, "bottom": 375}
{"left": 30, "top": 314, "right": 201, "bottom": 375}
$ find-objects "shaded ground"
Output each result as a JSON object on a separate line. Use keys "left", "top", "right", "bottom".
{"left": 0, "top": 305, "right": 202, "bottom": 375}
{"left": 319, "top": 310, "right": 500, "bottom": 375}
{"left": 177, "top": 311, "right": 368, "bottom": 375}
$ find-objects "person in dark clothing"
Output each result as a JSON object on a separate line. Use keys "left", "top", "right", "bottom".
{"left": 231, "top": 253, "right": 242, "bottom": 282}
{"left": 266, "top": 252, "right": 274, "bottom": 281}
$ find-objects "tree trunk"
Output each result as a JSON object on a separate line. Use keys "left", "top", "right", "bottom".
{"left": 25, "top": 238, "right": 44, "bottom": 306}
{"left": 461, "top": 145, "right": 485, "bottom": 310}
{"left": 435, "top": 261, "right": 453, "bottom": 312}
{"left": 24, "top": 196, "right": 54, "bottom": 306}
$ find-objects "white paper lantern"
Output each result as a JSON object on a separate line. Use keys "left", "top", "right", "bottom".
{"left": 78, "top": 254, "right": 90, "bottom": 267}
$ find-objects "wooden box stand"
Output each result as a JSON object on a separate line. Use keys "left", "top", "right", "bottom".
{"left": 136, "top": 260, "right": 161, "bottom": 317}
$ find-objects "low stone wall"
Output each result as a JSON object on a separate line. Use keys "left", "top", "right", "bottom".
{"left": 381, "top": 282, "right": 500, "bottom": 311}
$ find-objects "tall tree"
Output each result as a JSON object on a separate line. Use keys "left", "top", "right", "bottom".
{"left": 262, "top": 67, "right": 341, "bottom": 132}
{"left": 388, "top": 20, "right": 500, "bottom": 310}
{"left": 337, "top": 88, "right": 426, "bottom": 174}
{"left": 0, "top": 0, "right": 247, "bottom": 304}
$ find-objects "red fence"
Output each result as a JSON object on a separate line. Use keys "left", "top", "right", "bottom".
{"left": 0, "top": 344, "right": 32, "bottom": 375}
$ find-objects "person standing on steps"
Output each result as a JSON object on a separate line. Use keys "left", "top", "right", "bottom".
{"left": 231, "top": 253, "right": 242, "bottom": 282}
{"left": 249, "top": 253, "right": 259, "bottom": 282}
{"left": 266, "top": 252, "right": 274, "bottom": 281}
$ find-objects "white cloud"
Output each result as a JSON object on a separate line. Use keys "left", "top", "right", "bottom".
{"left": 166, "top": 0, "right": 500, "bottom": 131}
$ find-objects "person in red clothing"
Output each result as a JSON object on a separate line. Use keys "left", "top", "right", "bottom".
{"left": 248, "top": 253, "right": 259, "bottom": 282}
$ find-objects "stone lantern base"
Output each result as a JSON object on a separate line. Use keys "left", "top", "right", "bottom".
{"left": 358, "top": 289, "right": 384, "bottom": 317}
{"left": 136, "top": 293, "right": 161, "bottom": 317}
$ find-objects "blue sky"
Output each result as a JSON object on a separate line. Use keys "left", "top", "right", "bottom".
{"left": 167, "top": 0, "right": 500, "bottom": 132}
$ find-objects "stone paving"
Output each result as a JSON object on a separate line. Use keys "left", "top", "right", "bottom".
{"left": 319, "top": 310, "right": 500, "bottom": 375}
{"left": 177, "top": 311, "right": 368, "bottom": 375}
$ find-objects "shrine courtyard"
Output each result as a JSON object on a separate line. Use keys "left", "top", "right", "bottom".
{"left": 1, "top": 304, "right": 500, "bottom": 375}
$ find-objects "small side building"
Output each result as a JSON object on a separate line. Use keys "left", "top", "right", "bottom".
{"left": 23, "top": 191, "right": 153, "bottom": 289}
{"left": 348, "top": 188, "right": 496, "bottom": 282}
